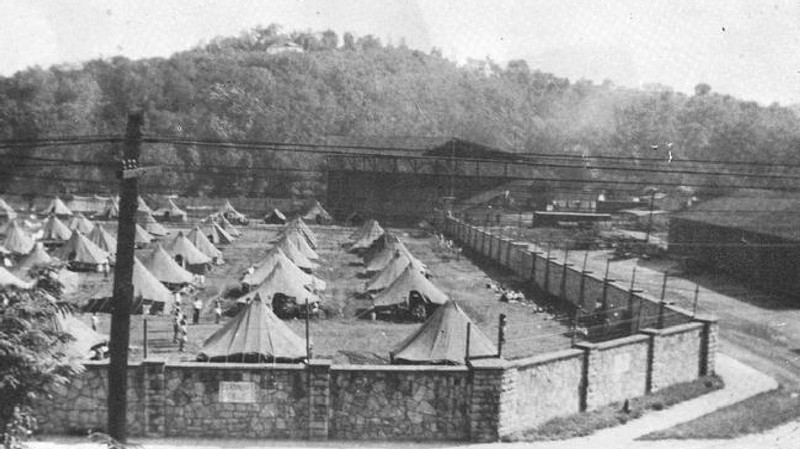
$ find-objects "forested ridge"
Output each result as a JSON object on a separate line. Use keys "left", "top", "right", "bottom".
{"left": 1, "top": 25, "right": 799, "bottom": 199}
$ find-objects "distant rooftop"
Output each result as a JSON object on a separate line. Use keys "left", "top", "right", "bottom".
{"left": 673, "top": 189, "right": 800, "bottom": 241}
{"left": 324, "top": 135, "right": 452, "bottom": 156}
{"left": 323, "top": 135, "right": 513, "bottom": 160}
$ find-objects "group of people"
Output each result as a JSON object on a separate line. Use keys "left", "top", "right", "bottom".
{"left": 171, "top": 295, "right": 225, "bottom": 352}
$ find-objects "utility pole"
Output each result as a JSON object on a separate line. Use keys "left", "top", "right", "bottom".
{"left": 107, "top": 112, "right": 143, "bottom": 443}
{"left": 645, "top": 190, "right": 656, "bottom": 244}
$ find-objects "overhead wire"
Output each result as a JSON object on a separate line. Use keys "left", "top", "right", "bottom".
{"left": 141, "top": 134, "right": 800, "bottom": 170}
{"left": 146, "top": 136, "right": 800, "bottom": 181}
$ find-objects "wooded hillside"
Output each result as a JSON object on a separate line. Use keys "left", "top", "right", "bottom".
{"left": 1, "top": 25, "right": 798, "bottom": 199}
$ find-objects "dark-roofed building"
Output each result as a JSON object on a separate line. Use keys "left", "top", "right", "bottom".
{"left": 326, "top": 136, "right": 525, "bottom": 224}
{"left": 669, "top": 189, "right": 800, "bottom": 297}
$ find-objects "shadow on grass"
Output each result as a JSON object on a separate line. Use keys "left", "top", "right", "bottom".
{"left": 638, "top": 387, "right": 800, "bottom": 440}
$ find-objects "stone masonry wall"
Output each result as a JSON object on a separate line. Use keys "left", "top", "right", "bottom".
{"left": 35, "top": 361, "right": 145, "bottom": 436}
{"left": 575, "top": 335, "right": 650, "bottom": 410}
{"left": 33, "top": 217, "right": 717, "bottom": 443}
{"left": 445, "top": 218, "right": 695, "bottom": 331}
{"left": 329, "top": 365, "right": 470, "bottom": 441}
{"left": 501, "top": 349, "right": 585, "bottom": 437}
{"left": 642, "top": 323, "right": 704, "bottom": 391}
{"left": 163, "top": 363, "right": 310, "bottom": 439}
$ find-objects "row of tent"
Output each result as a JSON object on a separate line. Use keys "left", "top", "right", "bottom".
{"left": 196, "top": 217, "right": 496, "bottom": 364}
{"left": 2, "top": 209, "right": 239, "bottom": 263}
{"left": 199, "top": 216, "right": 325, "bottom": 360}
{"left": 86, "top": 224, "right": 238, "bottom": 313}
{"left": 198, "top": 293, "right": 495, "bottom": 365}
{"left": 233, "top": 218, "right": 326, "bottom": 317}
{"left": 347, "top": 220, "right": 447, "bottom": 317}
{"left": 2, "top": 195, "right": 338, "bottom": 228}
{"left": 2, "top": 212, "right": 241, "bottom": 315}
{"left": 0, "top": 195, "right": 248, "bottom": 223}
{"left": 263, "top": 201, "right": 333, "bottom": 225}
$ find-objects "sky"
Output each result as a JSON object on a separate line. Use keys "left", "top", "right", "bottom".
{"left": 2, "top": 0, "right": 799, "bottom": 106}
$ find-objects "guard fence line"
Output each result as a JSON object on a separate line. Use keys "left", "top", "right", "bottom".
{"left": 435, "top": 215, "right": 699, "bottom": 337}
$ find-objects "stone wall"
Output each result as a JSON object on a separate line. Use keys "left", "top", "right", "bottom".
{"left": 37, "top": 317, "right": 717, "bottom": 443}
{"left": 330, "top": 365, "right": 470, "bottom": 441}
{"left": 575, "top": 335, "right": 650, "bottom": 410}
{"left": 33, "top": 218, "right": 718, "bottom": 443}
{"left": 642, "top": 323, "right": 704, "bottom": 391}
{"left": 501, "top": 349, "right": 585, "bottom": 437}
{"left": 35, "top": 362, "right": 145, "bottom": 436}
{"left": 444, "top": 218, "right": 696, "bottom": 334}
{"left": 162, "top": 363, "right": 310, "bottom": 439}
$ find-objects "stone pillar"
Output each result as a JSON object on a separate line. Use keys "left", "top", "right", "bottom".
{"left": 639, "top": 329, "right": 659, "bottom": 394}
{"left": 694, "top": 315, "right": 719, "bottom": 376}
{"left": 307, "top": 360, "right": 332, "bottom": 439}
{"left": 142, "top": 360, "right": 166, "bottom": 437}
{"left": 469, "top": 226, "right": 477, "bottom": 250}
{"left": 510, "top": 243, "right": 527, "bottom": 276}
{"left": 468, "top": 359, "right": 512, "bottom": 442}
{"left": 573, "top": 342, "right": 593, "bottom": 412}
{"left": 497, "top": 237, "right": 505, "bottom": 263}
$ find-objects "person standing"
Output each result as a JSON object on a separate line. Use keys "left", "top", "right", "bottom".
{"left": 173, "top": 291, "right": 182, "bottom": 315}
{"left": 213, "top": 300, "right": 223, "bottom": 324}
{"left": 172, "top": 310, "right": 181, "bottom": 343}
{"left": 178, "top": 317, "right": 188, "bottom": 352}
{"left": 192, "top": 298, "right": 203, "bottom": 325}
{"left": 91, "top": 312, "right": 99, "bottom": 332}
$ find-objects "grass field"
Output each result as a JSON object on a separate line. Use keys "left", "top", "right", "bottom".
{"left": 70, "top": 222, "right": 573, "bottom": 364}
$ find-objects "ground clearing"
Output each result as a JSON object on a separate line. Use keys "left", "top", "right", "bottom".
{"left": 79, "top": 223, "right": 572, "bottom": 364}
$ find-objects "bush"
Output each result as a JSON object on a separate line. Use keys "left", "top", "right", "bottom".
{"left": 1, "top": 269, "right": 83, "bottom": 448}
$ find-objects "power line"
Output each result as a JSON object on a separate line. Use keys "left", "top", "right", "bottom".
{"left": 5, "top": 134, "right": 800, "bottom": 179}
{"left": 157, "top": 136, "right": 800, "bottom": 181}
{"left": 529, "top": 151, "right": 800, "bottom": 170}
{"left": 0, "top": 136, "right": 122, "bottom": 150}
{"left": 11, "top": 151, "right": 800, "bottom": 194}
{"left": 6, "top": 136, "right": 800, "bottom": 185}
{"left": 142, "top": 134, "right": 800, "bottom": 170}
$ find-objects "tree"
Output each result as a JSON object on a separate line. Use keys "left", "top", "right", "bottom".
{"left": 694, "top": 83, "right": 712, "bottom": 96}
{"left": 356, "top": 34, "right": 382, "bottom": 52}
{"left": 320, "top": 30, "right": 339, "bottom": 51}
{"left": 1, "top": 271, "right": 82, "bottom": 449}
{"left": 342, "top": 32, "right": 356, "bottom": 51}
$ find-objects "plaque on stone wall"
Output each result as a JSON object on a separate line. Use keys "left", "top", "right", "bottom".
{"left": 219, "top": 381, "right": 256, "bottom": 403}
